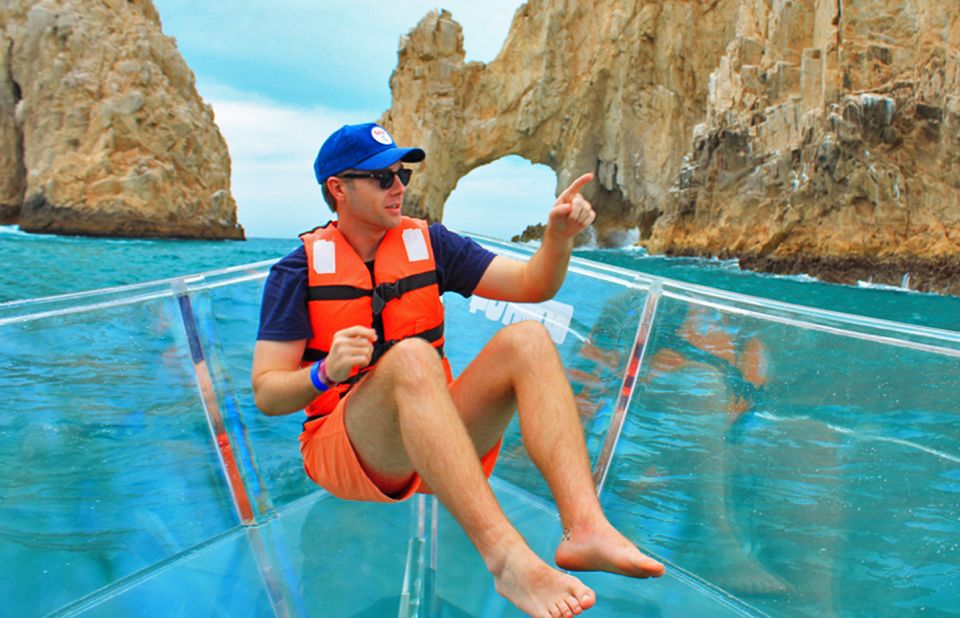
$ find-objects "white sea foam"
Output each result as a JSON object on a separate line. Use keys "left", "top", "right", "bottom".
{"left": 765, "top": 272, "right": 819, "bottom": 284}
{"left": 0, "top": 225, "right": 29, "bottom": 237}
{"left": 857, "top": 279, "right": 916, "bottom": 294}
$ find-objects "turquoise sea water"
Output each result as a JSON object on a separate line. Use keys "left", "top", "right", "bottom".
{"left": 3, "top": 224, "right": 959, "bottom": 332}
{"left": 2, "top": 225, "right": 959, "bottom": 616}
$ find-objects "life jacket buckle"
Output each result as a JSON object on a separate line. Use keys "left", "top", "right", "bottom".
{"left": 372, "top": 281, "right": 402, "bottom": 314}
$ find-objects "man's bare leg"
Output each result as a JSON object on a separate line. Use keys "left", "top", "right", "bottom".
{"left": 450, "top": 321, "right": 665, "bottom": 578}
{"left": 344, "top": 338, "right": 594, "bottom": 618}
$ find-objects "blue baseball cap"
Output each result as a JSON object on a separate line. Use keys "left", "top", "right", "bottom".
{"left": 314, "top": 122, "right": 425, "bottom": 185}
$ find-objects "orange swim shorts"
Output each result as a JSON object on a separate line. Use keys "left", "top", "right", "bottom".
{"left": 299, "top": 389, "right": 502, "bottom": 503}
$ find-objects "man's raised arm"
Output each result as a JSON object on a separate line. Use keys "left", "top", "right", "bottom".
{"left": 474, "top": 173, "right": 596, "bottom": 303}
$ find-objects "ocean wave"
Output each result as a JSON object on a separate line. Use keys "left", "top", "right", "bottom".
{"left": 0, "top": 225, "right": 29, "bottom": 237}
{"left": 655, "top": 254, "right": 741, "bottom": 270}
{"left": 764, "top": 271, "right": 820, "bottom": 284}
{"left": 857, "top": 280, "right": 915, "bottom": 294}
{"left": 620, "top": 244, "right": 649, "bottom": 256}
{"left": 0, "top": 225, "right": 135, "bottom": 244}
{"left": 702, "top": 256, "right": 741, "bottom": 269}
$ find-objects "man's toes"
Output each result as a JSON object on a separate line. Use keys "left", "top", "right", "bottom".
{"left": 567, "top": 595, "right": 584, "bottom": 614}
{"left": 579, "top": 590, "right": 596, "bottom": 609}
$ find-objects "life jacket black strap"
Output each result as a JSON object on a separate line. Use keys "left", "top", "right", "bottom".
{"left": 370, "top": 323, "right": 445, "bottom": 365}
{"left": 307, "top": 285, "right": 372, "bottom": 302}
{"left": 306, "top": 270, "right": 438, "bottom": 310}
{"left": 411, "top": 322, "right": 445, "bottom": 346}
{"left": 302, "top": 412, "right": 327, "bottom": 431}
{"left": 303, "top": 348, "right": 327, "bottom": 362}
{"left": 371, "top": 271, "right": 438, "bottom": 315}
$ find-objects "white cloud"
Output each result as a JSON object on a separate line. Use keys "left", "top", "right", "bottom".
{"left": 207, "top": 92, "right": 368, "bottom": 238}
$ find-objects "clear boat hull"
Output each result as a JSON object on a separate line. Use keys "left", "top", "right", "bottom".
{"left": 1, "top": 238, "right": 957, "bottom": 617}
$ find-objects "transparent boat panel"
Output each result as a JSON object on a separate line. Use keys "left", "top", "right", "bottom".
{"left": 0, "top": 260, "right": 276, "bottom": 328}
{"left": 197, "top": 277, "right": 317, "bottom": 511}
{"left": 600, "top": 294, "right": 960, "bottom": 616}
{"left": 80, "top": 495, "right": 416, "bottom": 618}
{"left": 3, "top": 238, "right": 959, "bottom": 616}
{"left": 0, "top": 297, "right": 238, "bottom": 616}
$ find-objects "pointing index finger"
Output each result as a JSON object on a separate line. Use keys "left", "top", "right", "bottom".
{"left": 558, "top": 173, "right": 594, "bottom": 203}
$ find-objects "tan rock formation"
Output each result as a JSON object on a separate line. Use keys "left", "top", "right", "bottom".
{"left": 383, "top": 1, "right": 960, "bottom": 294}
{"left": 0, "top": 0, "right": 243, "bottom": 239}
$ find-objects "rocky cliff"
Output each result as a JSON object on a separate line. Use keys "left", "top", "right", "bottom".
{"left": 0, "top": 0, "right": 243, "bottom": 239}
{"left": 382, "top": 1, "right": 960, "bottom": 294}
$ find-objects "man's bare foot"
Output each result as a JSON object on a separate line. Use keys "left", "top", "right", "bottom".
{"left": 555, "top": 520, "right": 665, "bottom": 578}
{"left": 489, "top": 544, "right": 596, "bottom": 618}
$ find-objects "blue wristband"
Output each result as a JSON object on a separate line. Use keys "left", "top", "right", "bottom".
{"left": 310, "top": 361, "right": 330, "bottom": 392}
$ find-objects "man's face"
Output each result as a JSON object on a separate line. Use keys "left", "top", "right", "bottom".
{"left": 337, "top": 162, "right": 408, "bottom": 232}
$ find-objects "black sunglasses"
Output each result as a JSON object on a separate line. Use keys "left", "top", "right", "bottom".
{"left": 338, "top": 168, "right": 413, "bottom": 190}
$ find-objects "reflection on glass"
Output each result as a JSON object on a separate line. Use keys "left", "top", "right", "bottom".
{"left": 603, "top": 296, "right": 960, "bottom": 616}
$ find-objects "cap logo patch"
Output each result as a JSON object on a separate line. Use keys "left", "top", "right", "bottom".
{"left": 371, "top": 127, "right": 393, "bottom": 145}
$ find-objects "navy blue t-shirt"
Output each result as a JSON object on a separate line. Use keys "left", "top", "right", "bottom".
{"left": 257, "top": 223, "right": 496, "bottom": 341}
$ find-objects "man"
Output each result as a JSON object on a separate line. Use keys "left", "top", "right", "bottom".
{"left": 252, "top": 123, "right": 664, "bottom": 618}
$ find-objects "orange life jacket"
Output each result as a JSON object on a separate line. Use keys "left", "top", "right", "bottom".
{"left": 299, "top": 217, "right": 450, "bottom": 420}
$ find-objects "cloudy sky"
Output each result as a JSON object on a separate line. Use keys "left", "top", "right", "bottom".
{"left": 152, "top": 1, "right": 557, "bottom": 240}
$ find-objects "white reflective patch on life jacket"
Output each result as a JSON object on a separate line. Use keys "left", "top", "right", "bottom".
{"left": 402, "top": 228, "right": 429, "bottom": 262}
{"left": 312, "top": 240, "right": 336, "bottom": 274}
{"left": 468, "top": 297, "right": 574, "bottom": 345}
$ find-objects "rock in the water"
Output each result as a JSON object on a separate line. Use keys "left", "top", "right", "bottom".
{"left": 382, "top": 1, "right": 960, "bottom": 294}
{"left": 0, "top": 0, "right": 243, "bottom": 239}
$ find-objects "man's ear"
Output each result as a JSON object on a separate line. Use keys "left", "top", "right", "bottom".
{"left": 326, "top": 176, "right": 347, "bottom": 201}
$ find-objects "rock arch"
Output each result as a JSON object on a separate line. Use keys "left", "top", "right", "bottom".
{"left": 380, "top": 3, "right": 736, "bottom": 246}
